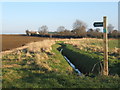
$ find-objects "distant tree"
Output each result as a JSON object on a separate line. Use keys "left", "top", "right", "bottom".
{"left": 94, "top": 28, "right": 102, "bottom": 38}
{"left": 61, "top": 29, "right": 72, "bottom": 35}
{"left": 111, "top": 30, "right": 118, "bottom": 38}
{"left": 112, "top": 30, "right": 118, "bottom": 33}
{"left": 57, "top": 26, "right": 72, "bottom": 35}
{"left": 87, "top": 28, "right": 94, "bottom": 37}
{"left": 57, "top": 26, "right": 65, "bottom": 32}
{"left": 87, "top": 28, "right": 94, "bottom": 32}
{"left": 72, "top": 19, "right": 87, "bottom": 33}
{"left": 38, "top": 25, "right": 48, "bottom": 34}
{"left": 72, "top": 19, "right": 87, "bottom": 37}
{"left": 107, "top": 24, "right": 114, "bottom": 33}
{"left": 95, "top": 28, "right": 100, "bottom": 32}
{"left": 87, "top": 28, "right": 102, "bottom": 38}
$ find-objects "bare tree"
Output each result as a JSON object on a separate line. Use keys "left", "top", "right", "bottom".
{"left": 38, "top": 25, "right": 48, "bottom": 34}
{"left": 107, "top": 24, "right": 114, "bottom": 33}
{"left": 73, "top": 19, "right": 87, "bottom": 33}
{"left": 71, "top": 20, "right": 87, "bottom": 37}
{"left": 57, "top": 26, "right": 65, "bottom": 32}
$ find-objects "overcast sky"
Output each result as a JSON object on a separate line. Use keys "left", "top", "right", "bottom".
{"left": 1, "top": 2, "right": 118, "bottom": 34}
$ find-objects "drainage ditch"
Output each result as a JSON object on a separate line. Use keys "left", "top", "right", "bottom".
{"left": 57, "top": 43, "right": 103, "bottom": 76}
{"left": 60, "top": 49, "right": 82, "bottom": 76}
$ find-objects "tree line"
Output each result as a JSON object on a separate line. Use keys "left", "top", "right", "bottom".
{"left": 26, "top": 19, "right": 120, "bottom": 38}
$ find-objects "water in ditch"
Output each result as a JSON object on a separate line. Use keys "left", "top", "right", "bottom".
{"left": 60, "top": 49, "right": 82, "bottom": 76}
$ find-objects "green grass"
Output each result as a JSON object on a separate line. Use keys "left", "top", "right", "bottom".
{"left": 2, "top": 43, "right": 74, "bottom": 88}
{"left": 2, "top": 40, "right": 120, "bottom": 88}
{"left": 90, "top": 39, "right": 119, "bottom": 48}
{"left": 60, "top": 44, "right": 103, "bottom": 74}
{"left": 108, "top": 39, "right": 119, "bottom": 48}
{"left": 2, "top": 67, "right": 120, "bottom": 88}
{"left": 61, "top": 43, "right": 120, "bottom": 75}
{"left": 87, "top": 39, "right": 119, "bottom": 48}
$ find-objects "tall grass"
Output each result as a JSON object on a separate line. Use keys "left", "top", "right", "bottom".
{"left": 64, "top": 38, "right": 119, "bottom": 55}
{"left": 27, "top": 40, "right": 55, "bottom": 53}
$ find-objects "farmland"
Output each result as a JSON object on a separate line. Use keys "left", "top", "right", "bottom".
{"left": 1, "top": 1, "right": 120, "bottom": 88}
{"left": 1, "top": 34, "right": 52, "bottom": 51}
{"left": 1, "top": 35, "right": 120, "bottom": 88}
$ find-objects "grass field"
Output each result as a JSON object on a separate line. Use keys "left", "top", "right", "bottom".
{"left": 2, "top": 41, "right": 74, "bottom": 88}
{"left": 2, "top": 37, "right": 120, "bottom": 88}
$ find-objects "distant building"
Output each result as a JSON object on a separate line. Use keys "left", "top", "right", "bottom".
{"left": 26, "top": 30, "right": 39, "bottom": 36}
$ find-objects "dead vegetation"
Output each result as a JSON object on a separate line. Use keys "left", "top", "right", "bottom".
{"left": 64, "top": 38, "right": 119, "bottom": 55}
{"left": 27, "top": 40, "right": 55, "bottom": 53}
{"left": 2, "top": 40, "right": 56, "bottom": 72}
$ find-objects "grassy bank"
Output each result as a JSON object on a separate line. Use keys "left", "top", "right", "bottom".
{"left": 2, "top": 39, "right": 120, "bottom": 88}
{"left": 62, "top": 38, "right": 120, "bottom": 76}
{"left": 2, "top": 42, "right": 74, "bottom": 88}
{"left": 60, "top": 44, "right": 119, "bottom": 75}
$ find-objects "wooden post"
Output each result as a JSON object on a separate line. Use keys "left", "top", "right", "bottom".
{"left": 103, "top": 16, "right": 108, "bottom": 76}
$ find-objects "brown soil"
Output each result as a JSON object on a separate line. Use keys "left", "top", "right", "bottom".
{"left": 1, "top": 34, "right": 51, "bottom": 51}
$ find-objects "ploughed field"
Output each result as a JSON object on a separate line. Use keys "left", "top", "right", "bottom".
{"left": 1, "top": 34, "right": 51, "bottom": 51}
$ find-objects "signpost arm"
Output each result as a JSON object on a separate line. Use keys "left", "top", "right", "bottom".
{"left": 103, "top": 16, "right": 108, "bottom": 76}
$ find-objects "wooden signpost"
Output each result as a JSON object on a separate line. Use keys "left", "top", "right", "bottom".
{"left": 93, "top": 16, "right": 108, "bottom": 76}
